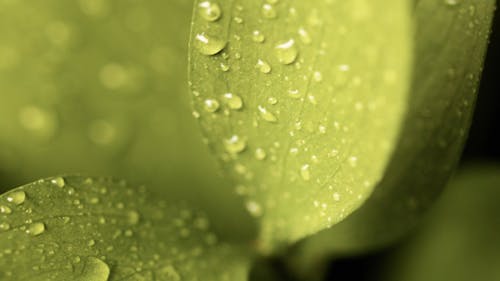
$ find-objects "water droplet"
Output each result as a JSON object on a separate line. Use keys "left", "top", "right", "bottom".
{"left": 224, "top": 135, "right": 247, "bottom": 154}
{"left": 220, "top": 62, "right": 230, "bottom": 72}
{"left": 313, "top": 71, "right": 323, "bottom": 82}
{"left": 333, "top": 192, "right": 341, "bottom": 201}
{"left": 267, "top": 97, "right": 278, "bottom": 105}
{"left": 26, "top": 222, "right": 45, "bottom": 236}
{"left": 195, "top": 33, "right": 226, "bottom": 55}
{"left": 51, "top": 177, "right": 66, "bottom": 188}
{"left": 288, "top": 89, "right": 304, "bottom": 100}
{"left": 0, "top": 205, "right": 12, "bottom": 214}
{"left": 262, "top": 4, "right": 277, "bottom": 19}
{"left": 0, "top": 222, "right": 10, "bottom": 231}
{"left": 203, "top": 99, "right": 220, "bottom": 113}
{"left": 256, "top": 59, "right": 272, "bottom": 73}
{"left": 258, "top": 105, "right": 278, "bottom": 122}
{"left": 245, "top": 200, "right": 263, "bottom": 217}
{"left": 198, "top": 1, "right": 222, "bottom": 22}
{"left": 255, "top": 148, "right": 267, "bottom": 160}
{"left": 222, "top": 93, "right": 243, "bottom": 110}
{"left": 275, "top": 39, "right": 298, "bottom": 64}
{"left": 252, "top": 30, "right": 265, "bottom": 43}
{"left": 300, "top": 164, "right": 311, "bottom": 181}
{"left": 298, "top": 28, "right": 312, "bottom": 44}
{"left": 6, "top": 191, "right": 26, "bottom": 205}
{"left": 78, "top": 257, "right": 110, "bottom": 281}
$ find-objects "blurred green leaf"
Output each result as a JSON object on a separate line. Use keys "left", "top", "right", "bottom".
{"left": 289, "top": 0, "right": 495, "bottom": 278}
{"left": 380, "top": 164, "right": 500, "bottom": 281}
{"left": 189, "top": 0, "right": 412, "bottom": 252}
{"left": 0, "top": 176, "right": 251, "bottom": 280}
{"left": 0, "top": 0, "right": 256, "bottom": 241}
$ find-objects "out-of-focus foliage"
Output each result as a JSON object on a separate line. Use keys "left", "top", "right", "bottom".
{"left": 0, "top": 0, "right": 255, "bottom": 241}
{"left": 379, "top": 165, "right": 500, "bottom": 281}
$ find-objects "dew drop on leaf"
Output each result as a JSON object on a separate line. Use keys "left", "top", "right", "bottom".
{"left": 222, "top": 93, "right": 243, "bottom": 110}
{"left": 0, "top": 205, "right": 12, "bottom": 214}
{"left": 198, "top": 1, "right": 222, "bottom": 22}
{"left": 51, "top": 177, "right": 66, "bottom": 188}
{"left": 6, "top": 191, "right": 26, "bottom": 205}
{"left": 257, "top": 105, "right": 278, "bottom": 123}
{"left": 203, "top": 98, "right": 221, "bottom": 113}
{"left": 26, "top": 222, "right": 45, "bottom": 236}
{"left": 223, "top": 135, "right": 247, "bottom": 154}
{"left": 262, "top": 3, "right": 277, "bottom": 19}
{"left": 77, "top": 257, "right": 110, "bottom": 281}
{"left": 274, "top": 39, "right": 298, "bottom": 64}
{"left": 195, "top": 33, "right": 226, "bottom": 56}
{"left": 256, "top": 59, "right": 272, "bottom": 74}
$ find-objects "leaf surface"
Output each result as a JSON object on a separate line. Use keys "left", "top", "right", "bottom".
{"left": 0, "top": 176, "right": 250, "bottom": 281}
{"left": 189, "top": 0, "right": 412, "bottom": 251}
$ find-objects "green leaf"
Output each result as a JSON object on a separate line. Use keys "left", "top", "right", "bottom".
{"left": 189, "top": 0, "right": 412, "bottom": 251}
{"left": 288, "top": 0, "right": 495, "bottom": 278}
{"left": 0, "top": 0, "right": 255, "bottom": 240}
{"left": 0, "top": 176, "right": 250, "bottom": 280}
{"left": 380, "top": 165, "right": 500, "bottom": 281}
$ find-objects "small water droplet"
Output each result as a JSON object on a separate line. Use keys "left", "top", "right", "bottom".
{"left": 158, "top": 265, "right": 181, "bottom": 281}
{"left": 258, "top": 105, "right": 278, "bottom": 123}
{"left": 6, "top": 191, "right": 26, "bottom": 205}
{"left": 262, "top": 4, "right": 277, "bottom": 19}
{"left": 444, "top": 0, "right": 459, "bottom": 6}
{"left": 275, "top": 39, "right": 298, "bottom": 64}
{"left": 300, "top": 164, "right": 311, "bottom": 181}
{"left": 255, "top": 148, "right": 267, "bottom": 160}
{"left": 256, "top": 59, "right": 272, "bottom": 73}
{"left": 298, "top": 27, "right": 312, "bottom": 44}
{"left": 51, "top": 177, "right": 66, "bottom": 188}
{"left": 267, "top": 97, "right": 278, "bottom": 105}
{"left": 195, "top": 33, "right": 226, "bottom": 56}
{"left": 203, "top": 98, "right": 220, "bottom": 113}
{"left": 0, "top": 205, "right": 12, "bottom": 214}
{"left": 288, "top": 89, "right": 303, "bottom": 99}
{"left": 252, "top": 30, "right": 265, "bottom": 43}
{"left": 0, "top": 222, "right": 10, "bottom": 231}
{"left": 26, "top": 222, "right": 45, "bottom": 236}
{"left": 222, "top": 93, "right": 243, "bottom": 110}
{"left": 245, "top": 200, "right": 263, "bottom": 217}
{"left": 224, "top": 135, "right": 247, "bottom": 154}
{"left": 348, "top": 156, "right": 358, "bottom": 167}
{"left": 198, "top": 1, "right": 222, "bottom": 22}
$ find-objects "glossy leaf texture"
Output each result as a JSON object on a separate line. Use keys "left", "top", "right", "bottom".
{"left": 189, "top": 0, "right": 412, "bottom": 252}
{"left": 380, "top": 165, "right": 500, "bottom": 281}
{"left": 290, "top": 0, "right": 496, "bottom": 274}
{"left": 0, "top": 176, "right": 250, "bottom": 281}
{"left": 0, "top": 0, "right": 255, "bottom": 240}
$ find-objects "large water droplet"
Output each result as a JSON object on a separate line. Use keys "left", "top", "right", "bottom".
{"left": 26, "top": 222, "right": 45, "bottom": 236}
{"left": 0, "top": 222, "right": 10, "bottom": 231}
{"left": 198, "top": 1, "right": 222, "bottom": 22}
{"left": 255, "top": 148, "right": 267, "bottom": 160}
{"left": 300, "top": 164, "right": 311, "bottom": 181}
{"left": 262, "top": 4, "right": 277, "bottom": 19}
{"left": 203, "top": 98, "right": 220, "bottom": 113}
{"left": 258, "top": 105, "right": 278, "bottom": 123}
{"left": 51, "top": 177, "right": 66, "bottom": 188}
{"left": 256, "top": 59, "right": 272, "bottom": 74}
{"left": 6, "top": 191, "right": 26, "bottom": 205}
{"left": 195, "top": 33, "right": 226, "bottom": 56}
{"left": 222, "top": 93, "right": 243, "bottom": 110}
{"left": 275, "top": 39, "right": 298, "bottom": 65}
{"left": 224, "top": 135, "right": 247, "bottom": 154}
{"left": 252, "top": 30, "right": 265, "bottom": 43}
{"left": 77, "top": 257, "right": 110, "bottom": 281}
{"left": 0, "top": 205, "right": 12, "bottom": 214}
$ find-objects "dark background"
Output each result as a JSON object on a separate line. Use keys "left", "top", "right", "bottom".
{"left": 325, "top": 3, "right": 500, "bottom": 280}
